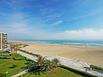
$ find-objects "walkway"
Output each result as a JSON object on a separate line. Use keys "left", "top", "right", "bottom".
{"left": 17, "top": 50, "right": 38, "bottom": 61}
{"left": 46, "top": 56, "right": 103, "bottom": 77}
{"left": 11, "top": 69, "right": 28, "bottom": 77}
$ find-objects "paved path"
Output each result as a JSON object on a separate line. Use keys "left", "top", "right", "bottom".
{"left": 17, "top": 50, "right": 38, "bottom": 61}
{"left": 11, "top": 69, "right": 28, "bottom": 77}
{"left": 46, "top": 56, "right": 103, "bottom": 77}
{"left": 12, "top": 50, "right": 103, "bottom": 77}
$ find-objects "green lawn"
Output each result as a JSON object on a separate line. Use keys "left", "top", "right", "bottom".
{"left": 0, "top": 51, "right": 31, "bottom": 77}
{"left": 23, "top": 67, "right": 84, "bottom": 77}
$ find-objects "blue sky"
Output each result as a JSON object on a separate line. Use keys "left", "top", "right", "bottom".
{"left": 0, "top": 0, "right": 103, "bottom": 40}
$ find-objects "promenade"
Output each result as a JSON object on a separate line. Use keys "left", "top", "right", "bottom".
{"left": 47, "top": 56, "right": 103, "bottom": 77}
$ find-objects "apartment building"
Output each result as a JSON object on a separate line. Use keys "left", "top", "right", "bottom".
{"left": 0, "top": 32, "right": 8, "bottom": 50}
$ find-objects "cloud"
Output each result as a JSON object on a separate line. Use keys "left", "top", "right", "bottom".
{"left": 67, "top": 9, "right": 103, "bottom": 23}
{"left": 51, "top": 20, "right": 63, "bottom": 25}
{"left": 0, "top": 12, "right": 103, "bottom": 40}
{"left": 51, "top": 28, "right": 103, "bottom": 40}
{"left": 19, "top": 28, "right": 103, "bottom": 40}
{"left": 0, "top": 12, "right": 32, "bottom": 40}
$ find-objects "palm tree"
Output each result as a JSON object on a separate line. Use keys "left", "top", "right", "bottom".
{"left": 35, "top": 56, "right": 60, "bottom": 71}
{"left": 28, "top": 56, "right": 60, "bottom": 75}
{"left": 52, "top": 58, "right": 60, "bottom": 68}
{"left": 10, "top": 44, "right": 15, "bottom": 52}
{"left": 36, "top": 55, "right": 45, "bottom": 66}
{"left": 10, "top": 43, "right": 20, "bottom": 53}
{"left": 14, "top": 44, "right": 20, "bottom": 53}
{"left": 42, "top": 59, "right": 51, "bottom": 71}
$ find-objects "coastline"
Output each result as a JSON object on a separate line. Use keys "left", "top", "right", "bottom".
{"left": 9, "top": 40, "right": 103, "bottom": 48}
{"left": 19, "top": 41, "right": 103, "bottom": 67}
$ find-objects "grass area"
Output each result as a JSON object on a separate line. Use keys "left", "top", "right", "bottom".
{"left": 23, "top": 67, "right": 84, "bottom": 77}
{"left": 0, "top": 51, "right": 31, "bottom": 77}
{"left": 90, "top": 65, "right": 103, "bottom": 71}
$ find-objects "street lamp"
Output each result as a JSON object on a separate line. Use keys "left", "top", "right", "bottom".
{"left": 5, "top": 71, "right": 8, "bottom": 77}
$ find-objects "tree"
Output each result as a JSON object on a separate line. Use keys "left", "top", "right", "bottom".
{"left": 10, "top": 44, "right": 15, "bottom": 52}
{"left": 52, "top": 58, "right": 60, "bottom": 68}
{"left": 28, "top": 55, "right": 60, "bottom": 75}
{"left": 10, "top": 43, "right": 21, "bottom": 53}
{"left": 36, "top": 56, "right": 44, "bottom": 64}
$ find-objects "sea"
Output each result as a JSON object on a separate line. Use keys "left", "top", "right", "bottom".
{"left": 25, "top": 40, "right": 103, "bottom": 47}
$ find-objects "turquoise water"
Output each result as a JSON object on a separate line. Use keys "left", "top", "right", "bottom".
{"left": 25, "top": 40, "right": 103, "bottom": 47}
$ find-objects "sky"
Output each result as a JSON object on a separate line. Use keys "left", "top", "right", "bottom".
{"left": 0, "top": 0, "right": 103, "bottom": 40}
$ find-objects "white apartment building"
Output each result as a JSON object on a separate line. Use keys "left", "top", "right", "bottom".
{"left": 0, "top": 32, "right": 8, "bottom": 50}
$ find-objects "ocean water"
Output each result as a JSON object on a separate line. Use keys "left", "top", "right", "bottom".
{"left": 26, "top": 40, "right": 103, "bottom": 47}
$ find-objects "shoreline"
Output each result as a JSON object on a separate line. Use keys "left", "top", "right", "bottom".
{"left": 19, "top": 41, "right": 103, "bottom": 67}
{"left": 9, "top": 40, "right": 103, "bottom": 48}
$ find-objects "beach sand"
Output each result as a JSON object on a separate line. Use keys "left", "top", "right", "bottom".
{"left": 21, "top": 43, "right": 103, "bottom": 66}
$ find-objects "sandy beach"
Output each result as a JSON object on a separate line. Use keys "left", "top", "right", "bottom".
{"left": 21, "top": 43, "right": 103, "bottom": 66}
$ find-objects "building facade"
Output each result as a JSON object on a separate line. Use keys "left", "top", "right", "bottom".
{"left": 0, "top": 32, "right": 8, "bottom": 50}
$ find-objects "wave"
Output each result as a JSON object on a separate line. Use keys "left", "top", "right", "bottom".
{"left": 27, "top": 40, "right": 103, "bottom": 47}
